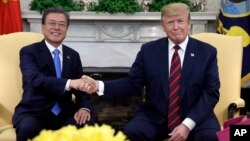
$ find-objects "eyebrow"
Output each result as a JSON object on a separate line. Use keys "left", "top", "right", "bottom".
{"left": 47, "top": 19, "right": 66, "bottom": 23}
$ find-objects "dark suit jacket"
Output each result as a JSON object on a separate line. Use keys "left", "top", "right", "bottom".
{"left": 103, "top": 36, "right": 220, "bottom": 131}
{"left": 13, "top": 40, "right": 90, "bottom": 126}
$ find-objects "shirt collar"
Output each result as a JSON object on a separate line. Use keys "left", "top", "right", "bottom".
{"left": 168, "top": 35, "right": 189, "bottom": 52}
{"left": 45, "top": 40, "right": 63, "bottom": 55}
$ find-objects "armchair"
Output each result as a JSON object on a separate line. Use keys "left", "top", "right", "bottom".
{"left": 0, "top": 32, "right": 44, "bottom": 141}
{"left": 191, "top": 33, "right": 245, "bottom": 127}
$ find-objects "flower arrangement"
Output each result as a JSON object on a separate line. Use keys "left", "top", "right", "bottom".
{"left": 149, "top": 0, "right": 199, "bottom": 12}
{"left": 29, "top": 0, "right": 199, "bottom": 14}
{"left": 88, "top": 0, "right": 142, "bottom": 14}
{"left": 29, "top": 124, "right": 127, "bottom": 141}
{"left": 29, "top": 0, "right": 85, "bottom": 13}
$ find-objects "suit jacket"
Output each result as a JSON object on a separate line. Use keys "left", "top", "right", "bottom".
{"left": 103, "top": 36, "right": 220, "bottom": 131}
{"left": 13, "top": 40, "right": 90, "bottom": 126}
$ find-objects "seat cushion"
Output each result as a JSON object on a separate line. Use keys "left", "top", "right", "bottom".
{"left": 0, "top": 128, "right": 16, "bottom": 141}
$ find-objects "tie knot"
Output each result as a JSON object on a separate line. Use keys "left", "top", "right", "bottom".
{"left": 53, "top": 49, "right": 60, "bottom": 55}
{"left": 174, "top": 45, "right": 180, "bottom": 51}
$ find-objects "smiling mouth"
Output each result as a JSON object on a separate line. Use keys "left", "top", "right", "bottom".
{"left": 51, "top": 32, "right": 61, "bottom": 36}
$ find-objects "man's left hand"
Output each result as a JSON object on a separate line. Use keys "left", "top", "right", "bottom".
{"left": 168, "top": 123, "right": 190, "bottom": 141}
{"left": 74, "top": 108, "right": 91, "bottom": 125}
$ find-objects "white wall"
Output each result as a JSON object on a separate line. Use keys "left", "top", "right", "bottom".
{"left": 20, "top": 0, "right": 219, "bottom": 68}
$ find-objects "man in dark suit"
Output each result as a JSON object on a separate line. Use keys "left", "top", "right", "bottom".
{"left": 82, "top": 3, "right": 220, "bottom": 141}
{"left": 12, "top": 7, "right": 95, "bottom": 141}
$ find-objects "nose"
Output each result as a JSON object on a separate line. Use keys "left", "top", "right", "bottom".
{"left": 173, "top": 21, "right": 179, "bottom": 29}
{"left": 54, "top": 24, "right": 60, "bottom": 29}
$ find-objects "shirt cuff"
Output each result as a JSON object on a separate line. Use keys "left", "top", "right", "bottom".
{"left": 65, "top": 79, "right": 71, "bottom": 91}
{"left": 97, "top": 81, "right": 104, "bottom": 96}
{"left": 182, "top": 118, "right": 196, "bottom": 131}
{"left": 80, "top": 108, "right": 90, "bottom": 113}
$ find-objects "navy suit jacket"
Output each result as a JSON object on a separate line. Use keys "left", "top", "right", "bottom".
{"left": 103, "top": 36, "right": 220, "bottom": 131}
{"left": 13, "top": 40, "right": 90, "bottom": 126}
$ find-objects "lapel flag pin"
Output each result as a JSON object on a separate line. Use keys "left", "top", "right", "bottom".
{"left": 67, "top": 56, "right": 71, "bottom": 59}
{"left": 191, "top": 53, "right": 195, "bottom": 57}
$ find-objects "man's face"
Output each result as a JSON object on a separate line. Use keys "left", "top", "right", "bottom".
{"left": 42, "top": 13, "right": 68, "bottom": 47}
{"left": 162, "top": 13, "right": 191, "bottom": 44}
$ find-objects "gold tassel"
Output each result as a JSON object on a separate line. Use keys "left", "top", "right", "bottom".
{"left": 3, "top": 0, "right": 9, "bottom": 4}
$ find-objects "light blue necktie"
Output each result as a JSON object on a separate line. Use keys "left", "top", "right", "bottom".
{"left": 51, "top": 49, "right": 61, "bottom": 116}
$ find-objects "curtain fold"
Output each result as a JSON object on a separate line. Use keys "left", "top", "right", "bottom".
{"left": 0, "top": 0, "right": 23, "bottom": 35}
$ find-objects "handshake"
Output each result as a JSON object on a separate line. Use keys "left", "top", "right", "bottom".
{"left": 69, "top": 75, "right": 99, "bottom": 94}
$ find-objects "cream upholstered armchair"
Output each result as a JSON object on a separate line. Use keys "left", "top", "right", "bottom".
{"left": 191, "top": 33, "right": 245, "bottom": 127}
{"left": 0, "top": 32, "right": 44, "bottom": 141}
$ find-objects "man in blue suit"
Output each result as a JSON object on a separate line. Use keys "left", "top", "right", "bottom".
{"left": 12, "top": 7, "right": 95, "bottom": 141}
{"left": 82, "top": 3, "right": 220, "bottom": 141}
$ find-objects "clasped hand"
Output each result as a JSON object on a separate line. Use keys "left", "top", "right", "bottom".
{"left": 69, "top": 75, "right": 98, "bottom": 94}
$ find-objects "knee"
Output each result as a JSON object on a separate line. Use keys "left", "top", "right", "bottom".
{"left": 191, "top": 129, "right": 219, "bottom": 141}
{"left": 124, "top": 123, "right": 143, "bottom": 141}
{"left": 16, "top": 121, "right": 43, "bottom": 141}
{"left": 202, "top": 130, "right": 218, "bottom": 141}
{"left": 124, "top": 122, "right": 158, "bottom": 141}
{"left": 17, "top": 123, "right": 41, "bottom": 135}
{"left": 202, "top": 134, "right": 218, "bottom": 141}
{"left": 124, "top": 123, "right": 138, "bottom": 138}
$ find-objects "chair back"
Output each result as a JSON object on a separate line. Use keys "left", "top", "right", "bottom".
{"left": 0, "top": 32, "right": 44, "bottom": 127}
{"left": 191, "top": 33, "right": 244, "bottom": 126}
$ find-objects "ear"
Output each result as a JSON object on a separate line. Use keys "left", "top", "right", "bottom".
{"left": 41, "top": 24, "right": 45, "bottom": 34}
{"left": 188, "top": 21, "right": 192, "bottom": 30}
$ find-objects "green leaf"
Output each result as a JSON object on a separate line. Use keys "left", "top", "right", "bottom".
{"left": 29, "top": 0, "right": 84, "bottom": 13}
{"left": 149, "top": 0, "right": 198, "bottom": 12}
{"left": 87, "top": 0, "right": 142, "bottom": 14}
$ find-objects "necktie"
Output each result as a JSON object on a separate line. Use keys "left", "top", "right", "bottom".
{"left": 168, "top": 45, "right": 181, "bottom": 131}
{"left": 53, "top": 49, "right": 62, "bottom": 78}
{"left": 51, "top": 49, "right": 61, "bottom": 116}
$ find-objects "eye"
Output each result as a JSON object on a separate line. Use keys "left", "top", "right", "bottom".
{"left": 58, "top": 23, "right": 66, "bottom": 28}
{"left": 47, "top": 22, "right": 56, "bottom": 27}
{"left": 177, "top": 20, "right": 184, "bottom": 25}
{"left": 46, "top": 22, "right": 66, "bottom": 28}
{"left": 166, "top": 21, "right": 174, "bottom": 26}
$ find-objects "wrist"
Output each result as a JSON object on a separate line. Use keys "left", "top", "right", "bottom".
{"left": 69, "top": 79, "right": 76, "bottom": 89}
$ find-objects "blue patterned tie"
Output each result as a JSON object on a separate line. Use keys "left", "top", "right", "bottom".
{"left": 168, "top": 45, "right": 181, "bottom": 131}
{"left": 51, "top": 49, "right": 61, "bottom": 116}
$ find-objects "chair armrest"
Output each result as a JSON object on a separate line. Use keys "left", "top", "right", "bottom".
{"left": 0, "top": 103, "right": 13, "bottom": 124}
{"left": 0, "top": 125, "right": 13, "bottom": 134}
{"left": 228, "top": 98, "right": 245, "bottom": 119}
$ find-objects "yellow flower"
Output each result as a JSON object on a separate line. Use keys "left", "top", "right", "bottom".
{"left": 30, "top": 124, "right": 127, "bottom": 141}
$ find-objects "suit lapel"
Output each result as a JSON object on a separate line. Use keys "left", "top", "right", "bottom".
{"left": 38, "top": 41, "right": 72, "bottom": 78}
{"left": 38, "top": 40, "right": 56, "bottom": 75}
{"left": 158, "top": 38, "right": 170, "bottom": 101}
{"left": 61, "top": 46, "right": 71, "bottom": 77}
{"left": 180, "top": 38, "right": 197, "bottom": 97}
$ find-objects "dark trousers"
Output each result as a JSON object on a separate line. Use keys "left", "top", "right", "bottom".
{"left": 124, "top": 117, "right": 219, "bottom": 141}
{"left": 15, "top": 112, "right": 93, "bottom": 141}
{"left": 241, "top": 88, "right": 250, "bottom": 114}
